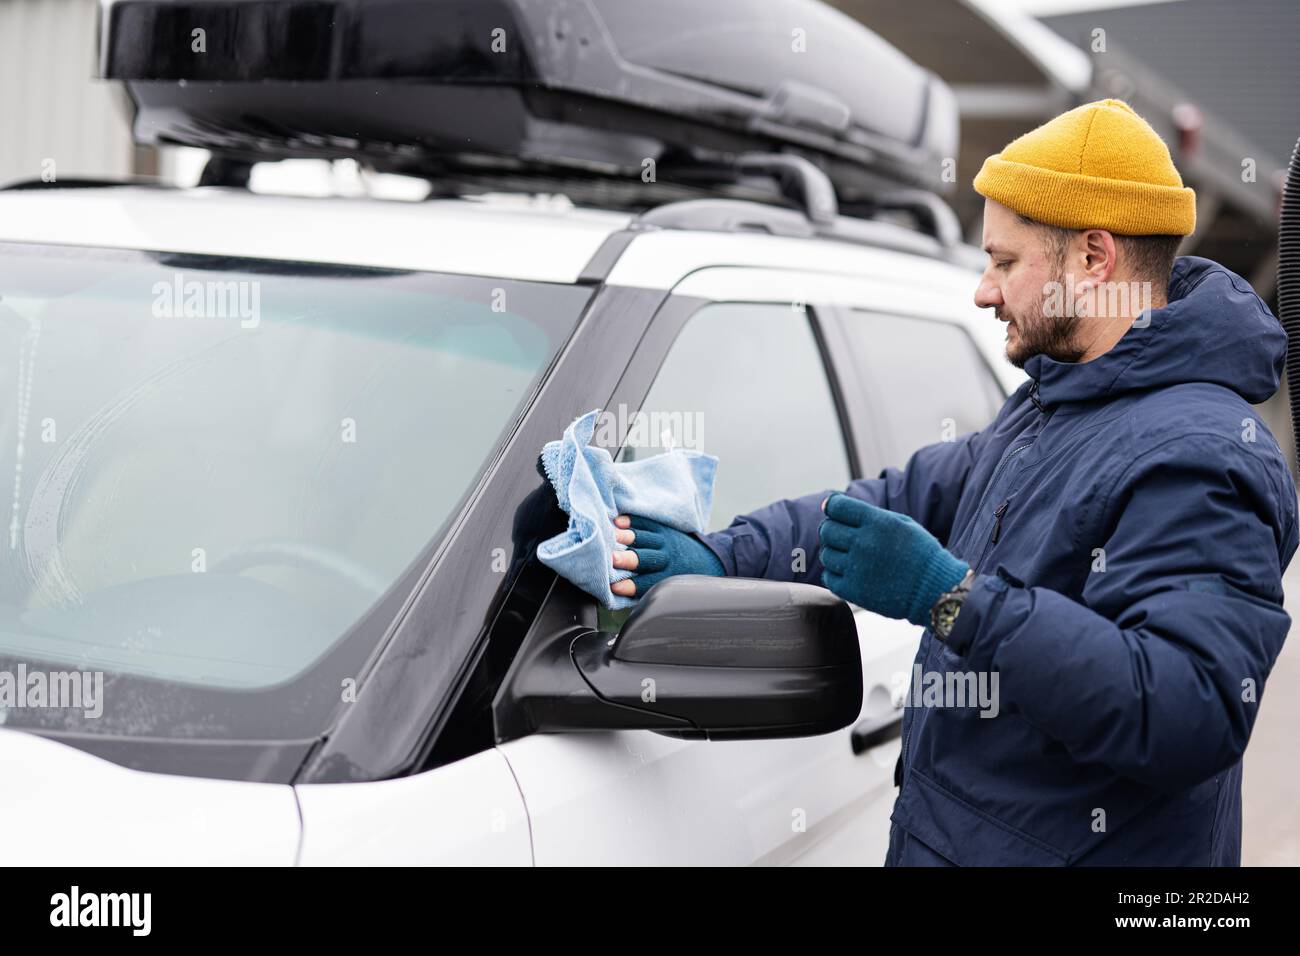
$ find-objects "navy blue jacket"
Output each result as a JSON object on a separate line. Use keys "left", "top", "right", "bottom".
{"left": 702, "top": 258, "right": 1298, "bottom": 865}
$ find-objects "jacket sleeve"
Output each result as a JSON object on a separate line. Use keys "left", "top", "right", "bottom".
{"left": 700, "top": 429, "right": 986, "bottom": 583}
{"left": 945, "top": 434, "right": 1298, "bottom": 793}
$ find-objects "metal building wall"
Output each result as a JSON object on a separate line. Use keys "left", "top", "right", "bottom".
{"left": 0, "top": 0, "right": 134, "bottom": 187}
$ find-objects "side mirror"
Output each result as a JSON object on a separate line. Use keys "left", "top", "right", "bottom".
{"left": 496, "top": 575, "right": 863, "bottom": 741}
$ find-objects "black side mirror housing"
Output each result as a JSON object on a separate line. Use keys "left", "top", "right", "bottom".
{"left": 495, "top": 575, "right": 862, "bottom": 741}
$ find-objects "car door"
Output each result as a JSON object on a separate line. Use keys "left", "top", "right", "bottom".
{"left": 568, "top": 260, "right": 1004, "bottom": 865}
{"left": 498, "top": 291, "right": 908, "bottom": 865}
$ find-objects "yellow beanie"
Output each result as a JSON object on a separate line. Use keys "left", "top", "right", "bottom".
{"left": 973, "top": 99, "right": 1196, "bottom": 236}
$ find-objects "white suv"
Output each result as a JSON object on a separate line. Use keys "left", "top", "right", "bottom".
{"left": 0, "top": 0, "right": 1020, "bottom": 865}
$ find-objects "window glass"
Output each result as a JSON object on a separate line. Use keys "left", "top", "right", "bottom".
{"left": 0, "top": 241, "right": 589, "bottom": 741}
{"left": 621, "top": 302, "right": 852, "bottom": 532}
{"left": 846, "top": 311, "right": 1002, "bottom": 458}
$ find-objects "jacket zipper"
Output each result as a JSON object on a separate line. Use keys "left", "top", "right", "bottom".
{"left": 966, "top": 442, "right": 1029, "bottom": 540}
{"left": 898, "top": 440, "right": 1029, "bottom": 784}
{"left": 990, "top": 500, "right": 1009, "bottom": 544}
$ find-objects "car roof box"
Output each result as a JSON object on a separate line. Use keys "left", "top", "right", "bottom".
{"left": 101, "top": 0, "right": 958, "bottom": 200}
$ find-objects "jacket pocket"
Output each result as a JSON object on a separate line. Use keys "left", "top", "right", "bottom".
{"left": 891, "top": 768, "right": 1070, "bottom": 866}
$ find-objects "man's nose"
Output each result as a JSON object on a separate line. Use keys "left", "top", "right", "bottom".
{"left": 973, "top": 275, "right": 1003, "bottom": 310}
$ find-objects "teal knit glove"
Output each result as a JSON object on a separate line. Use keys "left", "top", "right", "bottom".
{"left": 818, "top": 492, "right": 969, "bottom": 627}
{"left": 627, "top": 515, "right": 724, "bottom": 593}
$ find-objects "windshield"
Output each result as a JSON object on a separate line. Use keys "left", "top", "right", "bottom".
{"left": 0, "top": 242, "right": 589, "bottom": 745}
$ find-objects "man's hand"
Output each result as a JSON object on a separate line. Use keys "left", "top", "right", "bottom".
{"left": 611, "top": 515, "right": 639, "bottom": 595}
{"left": 818, "top": 492, "right": 969, "bottom": 627}
{"left": 611, "top": 514, "right": 724, "bottom": 597}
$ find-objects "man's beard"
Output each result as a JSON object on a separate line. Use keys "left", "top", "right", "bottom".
{"left": 998, "top": 276, "right": 1086, "bottom": 368}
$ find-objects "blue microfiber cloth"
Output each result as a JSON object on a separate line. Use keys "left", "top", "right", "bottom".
{"left": 537, "top": 408, "right": 718, "bottom": 609}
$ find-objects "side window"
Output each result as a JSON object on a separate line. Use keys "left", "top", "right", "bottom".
{"left": 621, "top": 302, "right": 853, "bottom": 532}
{"left": 843, "top": 311, "right": 1003, "bottom": 461}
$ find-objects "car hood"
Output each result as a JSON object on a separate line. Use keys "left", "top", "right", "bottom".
{"left": 0, "top": 727, "right": 299, "bottom": 865}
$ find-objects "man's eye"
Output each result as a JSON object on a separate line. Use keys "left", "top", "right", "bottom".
{"left": 996, "top": 260, "right": 1013, "bottom": 271}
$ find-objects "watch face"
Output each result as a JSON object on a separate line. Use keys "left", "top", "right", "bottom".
{"left": 934, "top": 598, "right": 961, "bottom": 637}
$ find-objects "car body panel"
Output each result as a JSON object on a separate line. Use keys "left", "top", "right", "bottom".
{"left": 497, "top": 607, "right": 919, "bottom": 866}
{"left": 295, "top": 747, "right": 531, "bottom": 866}
{"left": 0, "top": 187, "right": 632, "bottom": 283}
{"left": 604, "top": 226, "right": 973, "bottom": 293}
{"left": 0, "top": 727, "right": 298, "bottom": 865}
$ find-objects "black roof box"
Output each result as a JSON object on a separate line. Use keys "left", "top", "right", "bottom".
{"left": 101, "top": 0, "right": 958, "bottom": 201}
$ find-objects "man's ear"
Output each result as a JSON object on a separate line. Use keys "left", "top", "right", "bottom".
{"left": 1079, "top": 228, "right": 1117, "bottom": 286}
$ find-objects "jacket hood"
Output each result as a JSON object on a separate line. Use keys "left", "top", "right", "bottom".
{"left": 1024, "top": 256, "right": 1285, "bottom": 407}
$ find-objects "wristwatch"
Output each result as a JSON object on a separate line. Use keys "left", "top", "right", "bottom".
{"left": 930, "top": 569, "right": 976, "bottom": 642}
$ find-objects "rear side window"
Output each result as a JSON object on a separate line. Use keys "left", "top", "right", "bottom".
{"left": 844, "top": 311, "right": 1002, "bottom": 461}
{"left": 621, "top": 302, "right": 852, "bottom": 532}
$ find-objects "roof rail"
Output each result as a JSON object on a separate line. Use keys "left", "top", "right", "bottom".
{"left": 190, "top": 145, "right": 956, "bottom": 249}
{"left": 631, "top": 197, "right": 971, "bottom": 266}
{"left": 870, "top": 189, "right": 964, "bottom": 248}
{"left": 635, "top": 149, "right": 963, "bottom": 244}
{"left": 642, "top": 150, "right": 960, "bottom": 248}
{"left": 734, "top": 153, "right": 839, "bottom": 226}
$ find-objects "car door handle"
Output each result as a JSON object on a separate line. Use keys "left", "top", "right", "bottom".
{"left": 850, "top": 713, "right": 903, "bottom": 755}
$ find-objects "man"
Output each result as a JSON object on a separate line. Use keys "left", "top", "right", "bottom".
{"left": 608, "top": 99, "right": 1298, "bottom": 866}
